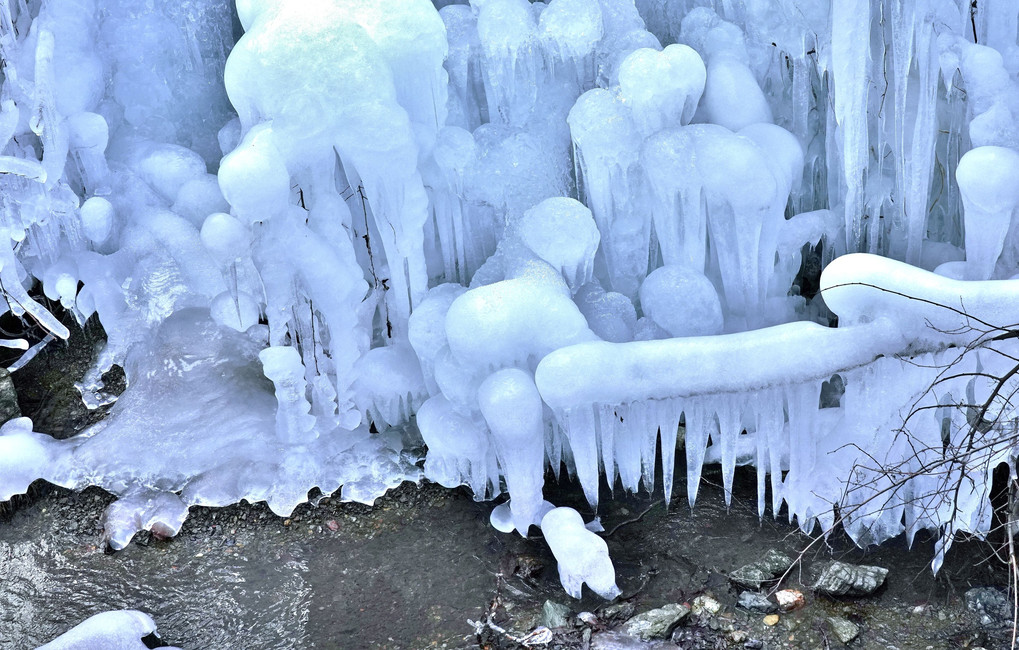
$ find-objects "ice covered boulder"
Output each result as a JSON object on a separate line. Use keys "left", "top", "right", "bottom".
{"left": 541, "top": 507, "right": 621, "bottom": 600}
{"left": 102, "top": 488, "right": 190, "bottom": 551}
{"left": 38, "top": 610, "right": 178, "bottom": 650}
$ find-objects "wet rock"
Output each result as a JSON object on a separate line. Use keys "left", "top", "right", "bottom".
{"left": 965, "top": 587, "right": 1010, "bottom": 627}
{"left": 623, "top": 603, "right": 690, "bottom": 640}
{"left": 737, "top": 591, "right": 777, "bottom": 614}
{"left": 542, "top": 600, "right": 571, "bottom": 629}
{"left": 599, "top": 600, "right": 636, "bottom": 623}
{"left": 826, "top": 616, "right": 859, "bottom": 644}
{"left": 0, "top": 368, "right": 19, "bottom": 424}
{"left": 774, "top": 589, "right": 805, "bottom": 612}
{"left": 730, "top": 550, "right": 794, "bottom": 589}
{"left": 691, "top": 594, "right": 722, "bottom": 617}
{"left": 591, "top": 630, "right": 670, "bottom": 649}
{"left": 813, "top": 561, "right": 887, "bottom": 596}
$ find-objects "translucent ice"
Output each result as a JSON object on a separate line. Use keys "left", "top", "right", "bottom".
{"left": 541, "top": 507, "right": 621, "bottom": 600}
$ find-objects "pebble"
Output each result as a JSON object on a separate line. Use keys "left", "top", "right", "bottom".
{"left": 763, "top": 614, "right": 779, "bottom": 626}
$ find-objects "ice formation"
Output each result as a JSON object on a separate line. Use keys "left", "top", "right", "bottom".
{"left": 1, "top": 0, "right": 1019, "bottom": 600}
{"left": 38, "top": 610, "right": 178, "bottom": 650}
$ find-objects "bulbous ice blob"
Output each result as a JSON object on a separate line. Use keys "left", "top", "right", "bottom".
{"left": 217, "top": 124, "right": 290, "bottom": 222}
{"left": 539, "top": 0, "right": 604, "bottom": 60}
{"left": 574, "top": 282, "right": 637, "bottom": 343}
{"left": 200, "top": 212, "right": 250, "bottom": 264}
{"left": 479, "top": 368, "right": 546, "bottom": 535}
{"left": 517, "top": 197, "right": 600, "bottom": 291}
{"left": 618, "top": 44, "right": 706, "bottom": 134}
{"left": 210, "top": 290, "right": 260, "bottom": 332}
{"left": 956, "top": 146, "right": 1019, "bottom": 279}
{"left": 597, "top": 28, "right": 662, "bottom": 87}
{"left": 80, "top": 196, "right": 115, "bottom": 243}
{"left": 417, "top": 394, "right": 492, "bottom": 495}
{"left": 67, "top": 112, "right": 108, "bottom": 151}
{"left": 353, "top": 343, "right": 427, "bottom": 429}
{"left": 445, "top": 259, "right": 597, "bottom": 371}
{"left": 132, "top": 142, "right": 208, "bottom": 203}
{"left": 490, "top": 498, "right": 556, "bottom": 534}
{"left": 699, "top": 56, "right": 773, "bottom": 131}
{"left": 408, "top": 284, "right": 468, "bottom": 394}
{"left": 541, "top": 507, "right": 621, "bottom": 600}
{"left": 639, "top": 265, "right": 723, "bottom": 337}
{"left": 738, "top": 123, "right": 804, "bottom": 199}
{"left": 173, "top": 175, "right": 230, "bottom": 227}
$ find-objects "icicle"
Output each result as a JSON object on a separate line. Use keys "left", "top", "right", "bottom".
{"left": 684, "top": 398, "right": 710, "bottom": 509}
{"left": 716, "top": 394, "right": 743, "bottom": 507}
{"left": 613, "top": 402, "right": 644, "bottom": 493}
{"left": 830, "top": 0, "right": 872, "bottom": 252}
{"left": 562, "top": 405, "right": 600, "bottom": 508}
{"left": 651, "top": 398, "right": 682, "bottom": 506}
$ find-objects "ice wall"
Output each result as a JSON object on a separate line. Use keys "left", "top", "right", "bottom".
{"left": 0, "top": 0, "right": 1018, "bottom": 596}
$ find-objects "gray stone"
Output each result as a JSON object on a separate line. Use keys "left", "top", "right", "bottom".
{"left": 0, "top": 368, "right": 20, "bottom": 424}
{"left": 730, "top": 566, "right": 771, "bottom": 589}
{"left": 813, "top": 561, "right": 887, "bottom": 596}
{"left": 827, "top": 616, "right": 859, "bottom": 644}
{"left": 737, "top": 591, "right": 777, "bottom": 614}
{"left": 600, "top": 600, "right": 636, "bottom": 622}
{"left": 964, "top": 587, "right": 1010, "bottom": 627}
{"left": 730, "top": 550, "right": 794, "bottom": 588}
{"left": 758, "top": 549, "right": 794, "bottom": 575}
{"left": 623, "top": 603, "right": 690, "bottom": 640}
{"left": 542, "top": 600, "right": 571, "bottom": 629}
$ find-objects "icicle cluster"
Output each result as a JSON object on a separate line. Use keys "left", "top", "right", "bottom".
{"left": 0, "top": 0, "right": 1017, "bottom": 593}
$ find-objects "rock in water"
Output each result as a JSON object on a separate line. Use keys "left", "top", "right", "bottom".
{"left": 827, "top": 616, "right": 860, "bottom": 644}
{"left": 623, "top": 603, "right": 690, "bottom": 640}
{"left": 813, "top": 561, "right": 888, "bottom": 596}
{"left": 737, "top": 591, "right": 777, "bottom": 614}
{"left": 729, "top": 549, "right": 794, "bottom": 588}
{"left": 541, "top": 600, "right": 571, "bottom": 629}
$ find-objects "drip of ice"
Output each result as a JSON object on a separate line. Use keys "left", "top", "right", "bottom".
{"left": 541, "top": 506, "right": 621, "bottom": 600}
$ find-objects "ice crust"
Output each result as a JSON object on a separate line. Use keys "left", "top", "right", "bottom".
{"left": 0, "top": 0, "right": 1017, "bottom": 600}
{"left": 37, "top": 610, "right": 178, "bottom": 650}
